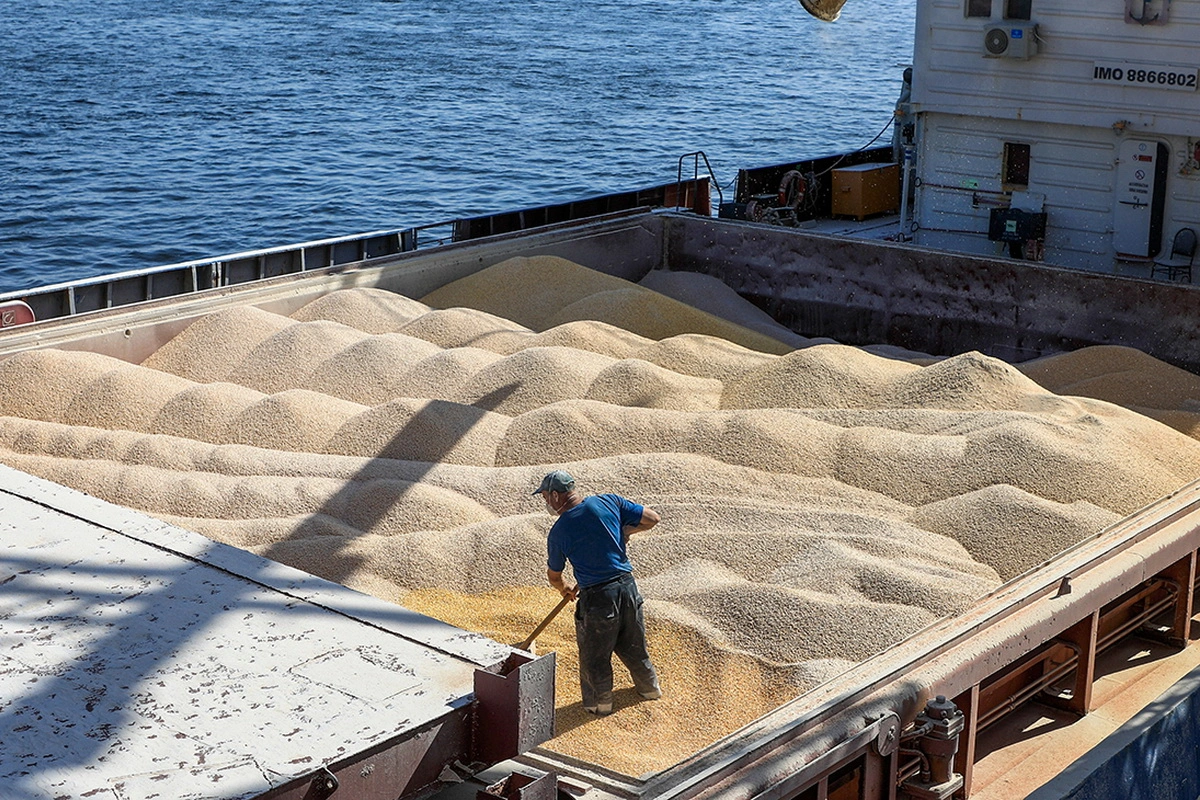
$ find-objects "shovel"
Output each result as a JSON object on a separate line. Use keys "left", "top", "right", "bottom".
{"left": 516, "top": 591, "right": 574, "bottom": 653}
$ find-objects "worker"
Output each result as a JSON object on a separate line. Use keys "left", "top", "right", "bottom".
{"left": 534, "top": 469, "right": 662, "bottom": 716}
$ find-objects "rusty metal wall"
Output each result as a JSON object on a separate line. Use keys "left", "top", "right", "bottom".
{"left": 663, "top": 214, "right": 1200, "bottom": 372}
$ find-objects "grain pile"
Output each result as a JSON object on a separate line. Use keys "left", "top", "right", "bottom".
{"left": 2, "top": 263, "right": 1200, "bottom": 777}
{"left": 421, "top": 255, "right": 795, "bottom": 354}
{"left": 1018, "top": 344, "right": 1200, "bottom": 439}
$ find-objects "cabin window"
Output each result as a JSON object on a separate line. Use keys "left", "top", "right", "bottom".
{"left": 1004, "top": 142, "right": 1031, "bottom": 187}
{"left": 966, "top": 0, "right": 992, "bottom": 17}
{"left": 1005, "top": 0, "right": 1032, "bottom": 20}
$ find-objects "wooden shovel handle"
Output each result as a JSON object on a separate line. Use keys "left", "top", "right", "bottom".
{"left": 518, "top": 593, "right": 573, "bottom": 651}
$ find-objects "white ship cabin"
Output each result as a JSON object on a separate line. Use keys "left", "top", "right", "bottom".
{"left": 907, "top": 0, "right": 1200, "bottom": 278}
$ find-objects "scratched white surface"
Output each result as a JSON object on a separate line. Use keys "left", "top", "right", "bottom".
{"left": 0, "top": 465, "right": 509, "bottom": 800}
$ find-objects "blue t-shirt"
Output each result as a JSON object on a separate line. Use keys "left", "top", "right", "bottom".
{"left": 546, "top": 494, "right": 644, "bottom": 588}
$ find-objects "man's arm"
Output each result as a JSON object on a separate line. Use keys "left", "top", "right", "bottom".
{"left": 548, "top": 569, "right": 577, "bottom": 600}
{"left": 623, "top": 506, "right": 660, "bottom": 539}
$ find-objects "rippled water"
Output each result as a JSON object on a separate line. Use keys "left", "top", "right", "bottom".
{"left": 1, "top": 0, "right": 915, "bottom": 292}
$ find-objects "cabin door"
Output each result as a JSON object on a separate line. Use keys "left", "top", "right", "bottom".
{"left": 1113, "top": 139, "right": 1169, "bottom": 258}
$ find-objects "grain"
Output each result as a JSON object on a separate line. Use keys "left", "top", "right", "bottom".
{"left": 832, "top": 425, "right": 968, "bottom": 505}
{"left": 455, "top": 347, "right": 618, "bottom": 415}
{"left": 336, "top": 479, "right": 496, "bottom": 536}
{"left": 882, "top": 351, "right": 1049, "bottom": 411}
{"left": 141, "top": 306, "right": 294, "bottom": 381}
{"left": 324, "top": 398, "right": 511, "bottom": 465}
{"left": 0, "top": 350, "right": 135, "bottom": 421}
{"left": 392, "top": 347, "right": 505, "bottom": 401}
{"left": 62, "top": 364, "right": 196, "bottom": 431}
{"left": 912, "top": 485, "right": 1121, "bottom": 579}
{"left": 545, "top": 287, "right": 792, "bottom": 354}
{"left": 721, "top": 344, "right": 918, "bottom": 409}
{"left": 421, "top": 255, "right": 793, "bottom": 353}
{"left": 635, "top": 334, "right": 775, "bottom": 380}
{"left": 7, "top": 417, "right": 134, "bottom": 463}
{"left": 402, "top": 585, "right": 833, "bottom": 776}
{"left": 302, "top": 334, "right": 444, "bottom": 406}
{"left": 959, "top": 416, "right": 1195, "bottom": 514}
{"left": 356, "top": 515, "right": 549, "bottom": 592}
{"left": 151, "top": 382, "right": 266, "bottom": 442}
{"left": 637, "top": 268, "right": 816, "bottom": 350}
{"left": 585, "top": 359, "right": 724, "bottom": 411}
{"left": 529, "top": 320, "right": 651, "bottom": 359}
{"left": 155, "top": 512, "right": 361, "bottom": 549}
{"left": 290, "top": 286, "right": 432, "bottom": 333}
{"left": 225, "top": 320, "right": 370, "bottom": 394}
{"left": 1018, "top": 344, "right": 1200, "bottom": 409}
{"left": 420, "top": 255, "right": 636, "bottom": 330}
{"left": 228, "top": 390, "right": 369, "bottom": 452}
{"left": 399, "top": 307, "right": 532, "bottom": 350}
{"left": 1138, "top": 408, "right": 1200, "bottom": 440}
{"left": 770, "top": 539, "right": 997, "bottom": 617}
{"left": 495, "top": 401, "right": 845, "bottom": 478}
{"left": 3, "top": 266, "right": 1200, "bottom": 777}
{"left": 1018, "top": 344, "right": 1200, "bottom": 438}
{"left": 640, "top": 562, "right": 936, "bottom": 663}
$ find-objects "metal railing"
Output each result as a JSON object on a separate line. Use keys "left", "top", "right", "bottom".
{"left": 676, "top": 151, "right": 723, "bottom": 209}
{"left": 0, "top": 222, "right": 453, "bottom": 324}
{"left": 0, "top": 175, "right": 713, "bottom": 325}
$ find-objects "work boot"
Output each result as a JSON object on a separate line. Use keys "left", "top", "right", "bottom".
{"left": 584, "top": 703, "right": 613, "bottom": 716}
{"left": 639, "top": 688, "right": 662, "bottom": 700}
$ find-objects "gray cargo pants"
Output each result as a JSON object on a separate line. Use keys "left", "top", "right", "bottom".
{"left": 575, "top": 572, "right": 659, "bottom": 711}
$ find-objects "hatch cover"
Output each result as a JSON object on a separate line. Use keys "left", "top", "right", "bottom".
{"left": 111, "top": 759, "right": 263, "bottom": 800}
{"left": 292, "top": 649, "right": 423, "bottom": 702}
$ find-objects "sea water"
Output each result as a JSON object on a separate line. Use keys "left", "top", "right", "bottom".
{"left": 0, "top": 0, "right": 916, "bottom": 292}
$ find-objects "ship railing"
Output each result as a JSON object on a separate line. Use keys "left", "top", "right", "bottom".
{"left": 676, "top": 151, "right": 723, "bottom": 209}
{"left": 0, "top": 176, "right": 714, "bottom": 325}
{"left": 0, "top": 225, "right": 434, "bottom": 325}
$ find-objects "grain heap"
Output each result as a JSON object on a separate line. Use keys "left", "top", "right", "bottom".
{"left": 1, "top": 256, "right": 1199, "bottom": 777}
{"left": 1018, "top": 344, "right": 1200, "bottom": 439}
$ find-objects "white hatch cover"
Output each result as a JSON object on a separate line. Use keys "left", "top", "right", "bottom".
{"left": 0, "top": 464, "right": 508, "bottom": 800}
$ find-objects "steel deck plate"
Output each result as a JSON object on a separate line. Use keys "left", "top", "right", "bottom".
{"left": 0, "top": 465, "right": 507, "bottom": 800}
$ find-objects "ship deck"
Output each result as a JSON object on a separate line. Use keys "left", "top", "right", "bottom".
{"left": 0, "top": 465, "right": 509, "bottom": 800}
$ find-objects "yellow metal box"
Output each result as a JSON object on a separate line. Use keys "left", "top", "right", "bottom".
{"left": 831, "top": 163, "right": 901, "bottom": 220}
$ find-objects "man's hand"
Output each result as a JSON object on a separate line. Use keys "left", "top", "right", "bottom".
{"left": 548, "top": 569, "right": 578, "bottom": 600}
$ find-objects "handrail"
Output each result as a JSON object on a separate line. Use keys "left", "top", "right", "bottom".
{"left": 676, "top": 151, "right": 723, "bottom": 209}
{"left": 0, "top": 220, "right": 459, "bottom": 302}
{"left": 0, "top": 174, "right": 705, "bottom": 325}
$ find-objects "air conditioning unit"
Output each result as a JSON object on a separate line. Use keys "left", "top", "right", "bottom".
{"left": 983, "top": 24, "right": 1038, "bottom": 59}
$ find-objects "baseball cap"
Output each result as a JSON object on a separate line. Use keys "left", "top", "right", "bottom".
{"left": 533, "top": 470, "right": 575, "bottom": 495}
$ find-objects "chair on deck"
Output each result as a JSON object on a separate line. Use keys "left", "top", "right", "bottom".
{"left": 1151, "top": 227, "right": 1197, "bottom": 283}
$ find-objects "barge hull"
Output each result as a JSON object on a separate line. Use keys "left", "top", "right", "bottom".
{"left": 3, "top": 210, "right": 1200, "bottom": 799}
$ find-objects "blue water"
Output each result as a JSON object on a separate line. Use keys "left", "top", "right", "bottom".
{"left": 1, "top": 0, "right": 915, "bottom": 293}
